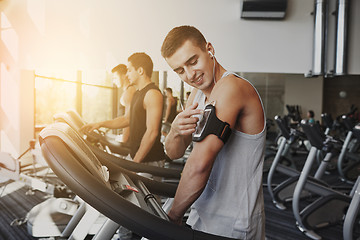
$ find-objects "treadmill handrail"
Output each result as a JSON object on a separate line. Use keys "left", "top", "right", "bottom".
{"left": 88, "top": 143, "right": 182, "bottom": 179}
{"left": 39, "top": 123, "right": 110, "bottom": 185}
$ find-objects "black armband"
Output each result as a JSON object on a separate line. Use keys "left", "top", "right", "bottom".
{"left": 192, "top": 104, "right": 232, "bottom": 143}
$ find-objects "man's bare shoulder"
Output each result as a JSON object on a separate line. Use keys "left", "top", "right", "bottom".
{"left": 126, "top": 85, "right": 136, "bottom": 94}
{"left": 145, "top": 88, "right": 163, "bottom": 99}
{"left": 123, "top": 85, "right": 136, "bottom": 101}
{"left": 143, "top": 89, "right": 163, "bottom": 113}
{"left": 215, "top": 74, "right": 264, "bottom": 133}
{"left": 212, "top": 74, "right": 254, "bottom": 102}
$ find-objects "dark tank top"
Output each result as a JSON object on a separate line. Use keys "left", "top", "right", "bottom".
{"left": 129, "top": 83, "right": 165, "bottom": 162}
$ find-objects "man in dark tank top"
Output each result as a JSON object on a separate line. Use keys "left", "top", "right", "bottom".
{"left": 81, "top": 53, "right": 165, "bottom": 164}
{"left": 126, "top": 52, "right": 165, "bottom": 163}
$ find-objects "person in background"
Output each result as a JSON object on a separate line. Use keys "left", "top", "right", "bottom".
{"left": 181, "top": 91, "right": 191, "bottom": 110}
{"left": 112, "top": 64, "right": 136, "bottom": 143}
{"left": 164, "top": 87, "right": 178, "bottom": 124}
{"left": 81, "top": 53, "right": 165, "bottom": 164}
{"left": 307, "top": 110, "right": 315, "bottom": 124}
{"left": 162, "top": 87, "right": 178, "bottom": 137}
{"left": 80, "top": 64, "right": 135, "bottom": 145}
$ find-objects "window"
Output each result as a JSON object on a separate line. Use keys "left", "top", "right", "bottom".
{"left": 35, "top": 69, "right": 117, "bottom": 129}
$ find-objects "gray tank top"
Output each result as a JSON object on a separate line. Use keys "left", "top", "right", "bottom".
{"left": 187, "top": 72, "right": 266, "bottom": 239}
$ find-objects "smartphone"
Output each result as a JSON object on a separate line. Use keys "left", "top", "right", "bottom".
{"left": 193, "top": 107, "right": 213, "bottom": 139}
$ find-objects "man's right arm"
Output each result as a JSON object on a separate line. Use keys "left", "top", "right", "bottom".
{"left": 165, "top": 90, "right": 202, "bottom": 159}
{"left": 80, "top": 115, "right": 130, "bottom": 133}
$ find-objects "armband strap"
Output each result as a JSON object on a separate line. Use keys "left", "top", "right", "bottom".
{"left": 206, "top": 115, "right": 232, "bottom": 143}
{"left": 192, "top": 104, "right": 232, "bottom": 143}
{"left": 218, "top": 121, "right": 232, "bottom": 143}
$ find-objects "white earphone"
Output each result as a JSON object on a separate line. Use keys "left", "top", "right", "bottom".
{"left": 208, "top": 51, "right": 214, "bottom": 57}
{"left": 208, "top": 50, "right": 216, "bottom": 84}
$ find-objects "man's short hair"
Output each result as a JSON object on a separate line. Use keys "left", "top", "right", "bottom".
{"left": 111, "top": 64, "right": 127, "bottom": 75}
{"left": 161, "top": 25, "right": 207, "bottom": 58}
{"left": 128, "top": 52, "right": 153, "bottom": 78}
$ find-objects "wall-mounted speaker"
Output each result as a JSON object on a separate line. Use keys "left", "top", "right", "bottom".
{"left": 241, "top": 0, "right": 288, "bottom": 20}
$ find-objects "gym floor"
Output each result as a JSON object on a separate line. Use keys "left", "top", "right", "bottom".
{"left": 1, "top": 172, "right": 359, "bottom": 240}
{"left": 0, "top": 180, "right": 45, "bottom": 240}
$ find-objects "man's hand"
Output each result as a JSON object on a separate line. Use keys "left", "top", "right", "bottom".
{"left": 171, "top": 102, "right": 202, "bottom": 136}
{"left": 80, "top": 122, "right": 102, "bottom": 133}
{"left": 165, "top": 102, "right": 203, "bottom": 159}
{"left": 168, "top": 211, "right": 183, "bottom": 225}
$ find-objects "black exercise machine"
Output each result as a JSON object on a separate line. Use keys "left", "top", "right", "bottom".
{"left": 39, "top": 122, "right": 237, "bottom": 240}
{"left": 266, "top": 115, "right": 328, "bottom": 210}
{"left": 337, "top": 115, "right": 360, "bottom": 183}
{"left": 54, "top": 110, "right": 183, "bottom": 181}
{"left": 292, "top": 120, "right": 360, "bottom": 240}
{"left": 53, "top": 109, "right": 130, "bottom": 156}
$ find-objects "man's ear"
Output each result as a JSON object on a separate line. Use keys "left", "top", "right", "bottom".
{"left": 206, "top": 42, "right": 215, "bottom": 56}
{"left": 137, "top": 67, "right": 144, "bottom": 76}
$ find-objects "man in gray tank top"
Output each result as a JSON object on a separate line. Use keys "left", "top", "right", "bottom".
{"left": 161, "top": 26, "right": 266, "bottom": 239}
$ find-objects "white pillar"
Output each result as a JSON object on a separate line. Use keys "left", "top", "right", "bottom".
{"left": 0, "top": 67, "right": 34, "bottom": 158}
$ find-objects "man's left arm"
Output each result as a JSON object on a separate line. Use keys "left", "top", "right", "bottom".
{"left": 167, "top": 134, "right": 224, "bottom": 223}
{"left": 168, "top": 80, "right": 242, "bottom": 223}
{"left": 133, "top": 89, "right": 163, "bottom": 163}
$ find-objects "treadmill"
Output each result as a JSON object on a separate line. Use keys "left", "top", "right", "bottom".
{"left": 39, "top": 122, "right": 236, "bottom": 240}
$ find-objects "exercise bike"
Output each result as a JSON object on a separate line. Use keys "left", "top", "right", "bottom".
{"left": 337, "top": 115, "right": 360, "bottom": 183}
{"left": 292, "top": 120, "right": 360, "bottom": 240}
{"left": 267, "top": 115, "right": 329, "bottom": 210}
